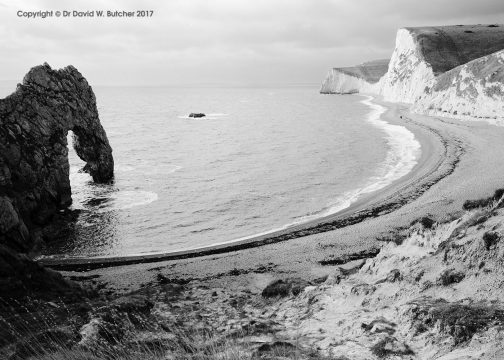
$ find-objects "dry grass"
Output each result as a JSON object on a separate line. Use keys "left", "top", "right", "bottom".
{"left": 410, "top": 299, "right": 504, "bottom": 345}
{"left": 0, "top": 297, "right": 335, "bottom": 360}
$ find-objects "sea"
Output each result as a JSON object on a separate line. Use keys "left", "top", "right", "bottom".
{"left": 1, "top": 84, "right": 421, "bottom": 258}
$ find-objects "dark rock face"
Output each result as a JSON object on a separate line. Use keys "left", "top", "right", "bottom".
{"left": 0, "top": 63, "right": 113, "bottom": 253}
{"left": 0, "top": 63, "right": 113, "bottom": 299}
{"left": 0, "top": 244, "right": 83, "bottom": 300}
{"left": 410, "top": 298, "right": 504, "bottom": 345}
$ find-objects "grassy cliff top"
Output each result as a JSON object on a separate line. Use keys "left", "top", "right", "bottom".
{"left": 405, "top": 24, "right": 504, "bottom": 75}
{"left": 333, "top": 59, "right": 389, "bottom": 83}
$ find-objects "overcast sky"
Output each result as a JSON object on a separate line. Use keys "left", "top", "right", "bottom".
{"left": 0, "top": 0, "right": 503, "bottom": 86}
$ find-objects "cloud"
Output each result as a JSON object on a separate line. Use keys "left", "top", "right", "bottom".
{"left": 0, "top": 0, "right": 503, "bottom": 85}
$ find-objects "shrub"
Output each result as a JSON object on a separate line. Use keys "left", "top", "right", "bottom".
{"left": 437, "top": 269, "right": 465, "bottom": 286}
{"left": 375, "top": 234, "right": 407, "bottom": 245}
{"left": 463, "top": 188, "right": 504, "bottom": 210}
{"left": 261, "top": 278, "right": 310, "bottom": 298}
{"left": 419, "top": 216, "right": 435, "bottom": 229}
{"left": 482, "top": 231, "right": 500, "bottom": 250}
{"left": 412, "top": 299, "right": 504, "bottom": 344}
{"left": 463, "top": 198, "right": 493, "bottom": 210}
{"left": 370, "top": 336, "right": 414, "bottom": 358}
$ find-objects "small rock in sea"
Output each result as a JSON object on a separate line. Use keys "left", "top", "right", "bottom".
{"left": 189, "top": 113, "right": 206, "bottom": 118}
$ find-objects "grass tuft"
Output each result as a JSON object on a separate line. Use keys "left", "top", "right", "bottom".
{"left": 463, "top": 188, "right": 504, "bottom": 210}
{"left": 411, "top": 299, "right": 504, "bottom": 345}
{"left": 482, "top": 231, "right": 500, "bottom": 250}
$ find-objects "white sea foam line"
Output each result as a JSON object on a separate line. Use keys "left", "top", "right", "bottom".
{"left": 194, "top": 95, "right": 422, "bottom": 249}
{"left": 95, "top": 191, "right": 159, "bottom": 213}
{"left": 69, "top": 167, "right": 92, "bottom": 210}
{"left": 69, "top": 166, "right": 159, "bottom": 212}
{"left": 287, "top": 95, "right": 420, "bottom": 223}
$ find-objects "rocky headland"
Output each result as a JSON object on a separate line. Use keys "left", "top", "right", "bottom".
{"left": 0, "top": 63, "right": 113, "bottom": 300}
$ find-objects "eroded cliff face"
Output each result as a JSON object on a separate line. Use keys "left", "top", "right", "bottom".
{"left": 319, "top": 28, "right": 438, "bottom": 101}
{"left": 320, "top": 59, "right": 388, "bottom": 94}
{"left": 413, "top": 49, "right": 504, "bottom": 122}
{"left": 379, "top": 28, "right": 437, "bottom": 103}
{"left": 272, "top": 195, "right": 504, "bottom": 359}
{"left": 0, "top": 63, "right": 113, "bottom": 298}
{"left": 321, "top": 24, "right": 504, "bottom": 119}
{"left": 320, "top": 69, "right": 369, "bottom": 94}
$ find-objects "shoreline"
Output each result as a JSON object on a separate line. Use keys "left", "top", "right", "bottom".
{"left": 47, "top": 95, "right": 504, "bottom": 309}
{"left": 39, "top": 97, "right": 454, "bottom": 271}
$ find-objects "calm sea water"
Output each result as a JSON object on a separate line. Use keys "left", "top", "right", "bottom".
{"left": 1, "top": 84, "right": 420, "bottom": 258}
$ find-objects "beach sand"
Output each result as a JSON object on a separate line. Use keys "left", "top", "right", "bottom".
{"left": 58, "top": 98, "right": 504, "bottom": 293}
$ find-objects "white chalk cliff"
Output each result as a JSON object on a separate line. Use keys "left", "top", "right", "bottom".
{"left": 321, "top": 24, "right": 504, "bottom": 120}
{"left": 320, "top": 59, "right": 389, "bottom": 94}
{"left": 379, "top": 28, "right": 437, "bottom": 103}
{"left": 413, "top": 49, "right": 504, "bottom": 122}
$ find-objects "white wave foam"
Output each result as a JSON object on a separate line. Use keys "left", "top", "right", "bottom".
{"left": 323, "top": 96, "right": 420, "bottom": 213}
{"left": 294, "top": 95, "right": 420, "bottom": 221}
{"left": 253, "top": 95, "right": 420, "bottom": 228}
{"left": 69, "top": 166, "right": 159, "bottom": 213}
{"left": 69, "top": 167, "right": 92, "bottom": 210}
{"left": 69, "top": 166, "right": 92, "bottom": 187}
{"left": 204, "top": 95, "right": 421, "bottom": 248}
{"left": 107, "top": 191, "right": 158, "bottom": 211}
{"left": 94, "top": 191, "right": 159, "bottom": 213}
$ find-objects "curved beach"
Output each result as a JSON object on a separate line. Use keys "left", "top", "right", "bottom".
{"left": 45, "top": 98, "right": 504, "bottom": 293}
{"left": 42, "top": 96, "right": 458, "bottom": 271}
